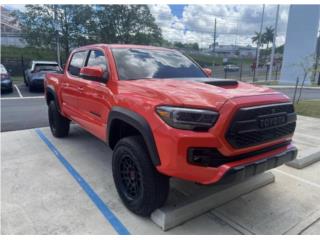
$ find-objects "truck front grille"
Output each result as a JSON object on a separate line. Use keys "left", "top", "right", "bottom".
{"left": 226, "top": 103, "right": 296, "bottom": 148}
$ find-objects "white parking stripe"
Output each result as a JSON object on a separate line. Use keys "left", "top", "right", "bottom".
{"left": 1, "top": 96, "right": 44, "bottom": 100}
{"left": 14, "top": 84, "right": 23, "bottom": 98}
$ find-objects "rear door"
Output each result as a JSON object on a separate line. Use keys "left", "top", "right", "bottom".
{"left": 76, "top": 49, "right": 111, "bottom": 140}
{"left": 61, "top": 50, "right": 88, "bottom": 121}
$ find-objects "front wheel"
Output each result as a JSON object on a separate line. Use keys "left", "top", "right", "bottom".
{"left": 112, "top": 136, "right": 169, "bottom": 216}
{"left": 48, "top": 101, "right": 70, "bottom": 138}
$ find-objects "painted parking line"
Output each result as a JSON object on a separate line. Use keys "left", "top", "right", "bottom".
{"left": 14, "top": 84, "right": 23, "bottom": 98}
{"left": 0, "top": 96, "right": 44, "bottom": 100}
{"left": 35, "top": 128, "right": 130, "bottom": 235}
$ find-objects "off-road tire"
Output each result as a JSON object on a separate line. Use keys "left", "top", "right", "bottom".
{"left": 48, "top": 101, "right": 70, "bottom": 138}
{"left": 112, "top": 136, "right": 169, "bottom": 216}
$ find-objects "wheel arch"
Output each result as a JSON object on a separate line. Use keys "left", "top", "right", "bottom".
{"left": 107, "top": 107, "right": 161, "bottom": 166}
{"left": 46, "top": 86, "right": 61, "bottom": 112}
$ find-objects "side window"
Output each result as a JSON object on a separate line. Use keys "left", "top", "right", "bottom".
{"left": 86, "top": 50, "right": 108, "bottom": 71}
{"left": 68, "top": 51, "right": 88, "bottom": 76}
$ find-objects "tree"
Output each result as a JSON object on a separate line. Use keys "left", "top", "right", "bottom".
{"left": 14, "top": 5, "right": 163, "bottom": 60}
{"left": 263, "top": 26, "right": 274, "bottom": 50}
{"left": 251, "top": 31, "right": 264, "bottom": 47}
{"left": 94, "top": 5, "right": 162, "bottom": 45}
{"left": 15, "top": 5, "right": 95, "bottom": 60}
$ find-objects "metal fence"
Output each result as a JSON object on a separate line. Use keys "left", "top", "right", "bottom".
{"left": 211, "top": 63, "right": 281, "bottom": 82}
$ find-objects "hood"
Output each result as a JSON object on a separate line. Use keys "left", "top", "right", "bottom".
{"left": 123, "top": 78, "right": 285, "bottom": 110}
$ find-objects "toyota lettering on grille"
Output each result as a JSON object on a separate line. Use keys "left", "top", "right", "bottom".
{"left": 258, "top": 114, "right": 287, "bottom": 129}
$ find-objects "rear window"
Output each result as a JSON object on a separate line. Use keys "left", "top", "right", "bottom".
{"left": 34, "top": 64, "right": 59, "bottom": 72}
{"left": 111, "top": 48, "right": 206, "bottom": 80}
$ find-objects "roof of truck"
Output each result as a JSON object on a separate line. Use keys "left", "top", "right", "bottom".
{"left": 74, "top": 44, "right": 175, "bottom": 52}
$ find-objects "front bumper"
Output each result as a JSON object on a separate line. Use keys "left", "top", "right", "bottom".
{"left": 220, "top": 146, "right": 297, "bottom": 184}
{"left": 153, "top": 95, "right": 296, "bottom": 184}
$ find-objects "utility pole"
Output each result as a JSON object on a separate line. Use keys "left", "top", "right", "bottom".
{"left": 254, "top": 4, "right": 265, "bottom": 81}
{"left": 213, "top": 18, "right": 217, "bottom": 53}
{"left": 268, "top": 5, "right": 280, "bottom": 81}
{"left": 314, "top": 32, "right": 320, "bottom": 85}
{"left": 54, "top": 5, "right": 61, "bottom": 66}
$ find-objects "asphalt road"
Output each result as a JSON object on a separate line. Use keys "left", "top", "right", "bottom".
{"left": 1, "top": 85, "right": 320, "bottom": 132}
{"left": 1, "top": 98, "right": 48, "bottom": 132}
{"left": 274, "top": 88, "right": 320, "bottom": 101}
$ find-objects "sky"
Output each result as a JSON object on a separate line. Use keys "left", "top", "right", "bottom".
{"left": 150, "top": 4, "right": 290, "bottom": 48}
{"left": 4, "top": 4, "right": 289, "bottom": 48}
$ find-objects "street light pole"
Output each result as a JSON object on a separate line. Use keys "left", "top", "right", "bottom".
{"left": 254, "top": 4, "right": 265, "bottom": 82}
{"left": 268, "top": 5, "right": 280, "bottom": 81}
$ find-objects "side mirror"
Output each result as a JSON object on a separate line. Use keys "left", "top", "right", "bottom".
{"left": 80, "top": 66, "right": 108, "bottom": 83}
{"left": 202, "top": 68, "right": 212, "bottom": 77}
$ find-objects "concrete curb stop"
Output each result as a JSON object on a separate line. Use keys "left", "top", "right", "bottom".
{"left": 151, "top": 172, "right": 275, "bottom": 231}
{"left": 286, "top": 148, "right": 320, "bottom": 169}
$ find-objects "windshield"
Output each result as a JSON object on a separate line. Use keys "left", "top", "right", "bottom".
{"left": 34, "top": 64, "right": 59, "bottom": 72}
{"left": 111, "top": 48, "right": 207, "bottom": 80}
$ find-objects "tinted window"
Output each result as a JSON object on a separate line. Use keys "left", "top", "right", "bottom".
{"left": 111, "top": 48, "right": 207, "bottom": 80}
{"left": 87, "top": 50, "right": 107, "bottom": 71}
{"left": 34, "top": 64, "right": 59, "bottom": 72}
{"left": 68, "top": 51, "right": 88, "bottom": 76}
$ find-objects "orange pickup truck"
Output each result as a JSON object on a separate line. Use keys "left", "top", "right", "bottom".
{"left": 45, "top": 44, "right": 297, "bottom": 216}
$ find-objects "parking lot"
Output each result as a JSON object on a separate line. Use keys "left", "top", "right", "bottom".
{"left": 2, "top": 115, "right": 320, "bottom": 234}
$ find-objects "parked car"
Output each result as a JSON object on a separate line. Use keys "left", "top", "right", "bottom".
{"left": 1, "top": 64, "right": 13, "bottom": 93}
{"left": 24, "top": 61, "right": 61, "bottom": 92}
{"left": 224, "top": 64, "right": 240, "bottom": 72}
{"left": 45, "top": 44, "right": 297, "bottom": 216}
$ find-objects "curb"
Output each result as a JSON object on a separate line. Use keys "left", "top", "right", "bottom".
{"left": 151, "top": 172, "right": 275, "bottom": 231}
{"left": 286, "top": 148, "right": 320, "bottom": 169}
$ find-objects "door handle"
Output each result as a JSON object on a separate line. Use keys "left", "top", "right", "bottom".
{"left": 78, "top": 86, "right": 84, "bottom": 92}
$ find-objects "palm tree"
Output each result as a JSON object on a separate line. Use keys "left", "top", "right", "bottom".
{"left": 263, "top": 26, "right": 274, "bottom": 50}
{"left": 252, "top": 31, "right": 264, "bottom": 47}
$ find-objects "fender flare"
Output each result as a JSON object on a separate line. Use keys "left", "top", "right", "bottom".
{"left": 46, "top": 86, "right": 61, "bottom": 112}
{"left": 107, "top": 106, "right": 161, "bottom": 166}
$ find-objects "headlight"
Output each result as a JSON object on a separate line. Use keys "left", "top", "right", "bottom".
{"left": 156, "top": 106, "right": 219, "bottom": 131}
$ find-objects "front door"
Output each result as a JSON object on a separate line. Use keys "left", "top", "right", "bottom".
{"left": 76, "top": 49, "right": 111, "bottom": 140}
{"left": 61, "top": 50, "right": 88, "bottom": 120}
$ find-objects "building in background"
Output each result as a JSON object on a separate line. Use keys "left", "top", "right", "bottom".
{"left": 280, "top": 5, "right": 320, "bottom": 85}
{"left": 1, "top": 6, "right": 26, "bottom": 47}
{"left": 209, "top": 44, "right": 256, "bottom": 58}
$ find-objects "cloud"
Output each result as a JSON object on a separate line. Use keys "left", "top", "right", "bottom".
{"left": 149, "top": 4, "right": 289, "bottom": 48}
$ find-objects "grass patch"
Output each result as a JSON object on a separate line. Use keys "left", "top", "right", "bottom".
{"left": 294, "top": 100, "right": 320, "bottom": 118}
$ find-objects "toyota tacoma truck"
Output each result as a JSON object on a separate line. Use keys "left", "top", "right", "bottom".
{"left": 25, "top": 61, "right": 60, "bottom": 92}
{"left": 44, "top": 44, "right": 297, "bottom": 216}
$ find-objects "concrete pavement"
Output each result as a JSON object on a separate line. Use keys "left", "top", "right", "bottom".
{"left": 1, "top": 116, "right": 320, "bottom": 234}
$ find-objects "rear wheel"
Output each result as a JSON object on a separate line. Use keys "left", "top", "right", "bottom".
{"left": 48, "top": 101, "right": 70, "bottom": 138}
{"left": 112, "top": 136, "right": 169, "bottom": 216}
